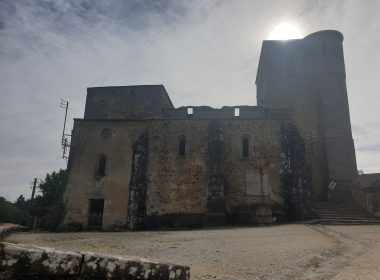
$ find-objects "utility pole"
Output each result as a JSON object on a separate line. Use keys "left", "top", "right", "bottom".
{"left": 28, "top": 178, "right": 37, "bottom": 228}
{"left": 30, "top": 178, "right": 37, "bottom": 206}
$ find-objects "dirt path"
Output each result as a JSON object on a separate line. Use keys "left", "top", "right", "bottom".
{"left": 296, "top": 225, "right": 380, "bottom": 279}
{"left": 5, "top": 225, "right": 380, "bottom": 279}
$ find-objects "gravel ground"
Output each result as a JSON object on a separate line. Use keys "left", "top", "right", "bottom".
{"left": 5, "top": 224, "right": 380, "bottom": 279}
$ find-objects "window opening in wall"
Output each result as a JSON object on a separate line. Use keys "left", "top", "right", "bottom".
{"left": 234, "top": 107, "right": 240, "bottom": 117}
{"left": 187, "top": 107, "right": 193, "bottom": 115}
{"left": 179, "top": 138, "right": 186, "bottom": 156}
{"left": 242, "top": 138, "right": 249, "bottom": 158}
{"left": 88, "top": 199, "right": 104, "bottom": 229}
{"left": 97, "top": 154, "right": 106, "bottom": 177}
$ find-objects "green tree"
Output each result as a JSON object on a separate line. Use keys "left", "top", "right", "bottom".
{"left": 15, "top": 195, "right": 26, "bottom": 210}
{"left": 32, "top": 169, "right": 68, "bottom": 231}
{"left": 37, "top": 169, "right": 67, "bottom": 207}
{"left": 0, "top": 197, "right": 26, "bottom": 224}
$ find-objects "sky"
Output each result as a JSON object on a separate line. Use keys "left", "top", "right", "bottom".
{"left": 1, "top": 0, "right": 380, "bottom": 201}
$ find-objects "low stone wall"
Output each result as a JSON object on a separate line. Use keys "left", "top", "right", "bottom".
{"left": 0, "top": 224, "right": 26, "bottom": 240}
{"left": 0, "top": 242, "right": 190, "bottom": 279}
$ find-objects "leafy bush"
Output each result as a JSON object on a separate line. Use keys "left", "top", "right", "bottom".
{"left": 0, "top": 197, "right": 27, "bottom": 224}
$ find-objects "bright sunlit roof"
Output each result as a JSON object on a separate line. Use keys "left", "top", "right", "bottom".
{"left": 268, "top": 23, "right": 303, "bottom": 40}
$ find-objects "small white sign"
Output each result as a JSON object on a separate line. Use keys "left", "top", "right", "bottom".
{"left": 246, "top": 170, "right": 269, "bottom": 195}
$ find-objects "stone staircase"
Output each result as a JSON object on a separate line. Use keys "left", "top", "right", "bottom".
{"left": 309, "top": 202, "right": 380, "bottom": 225}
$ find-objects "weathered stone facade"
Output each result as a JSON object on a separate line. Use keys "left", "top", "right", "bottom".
{"left": 64, "top": 30, "right": 357, "bottom": 230}
{"left": 256, "top": 30, "right": 357, "bottom": 201}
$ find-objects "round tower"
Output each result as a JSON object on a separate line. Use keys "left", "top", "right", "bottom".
{"left": 304, "top": 31, "right": 357, "bottom": 200}
{"left": 256, "top": 30, "right": 357, "bottom": 201}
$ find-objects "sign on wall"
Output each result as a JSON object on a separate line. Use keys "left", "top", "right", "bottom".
{"left": 246, "top": 170, "right": 270, "bottom": 195}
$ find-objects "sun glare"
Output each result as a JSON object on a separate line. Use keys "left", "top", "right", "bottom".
{"left": 269, "top": 23, "right": 303, "bottom": 40}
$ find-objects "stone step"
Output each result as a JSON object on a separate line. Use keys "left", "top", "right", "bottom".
{"left": 313, "top": 208, "right": 371, "bottom": 211}
{"left": 307, "top": 219, "right": 380, "bottom": 225}
{"left": 317, "top": 215, "right": 377, "bottom": 220}
{"left": 316, "top": 210, "right": 372, "bottom": 214}
{"left": 315, "top": 211, "right": 373, "bottom": 216}
{"left": 314, "top": 212, "right": 371, "bottom": 215}
{"left": 312, "top": 205, "right": 366, "bottom": 209}
{"left": 313, "top": 207, "right": 370, "bottom": 210}
{"left": 315, "top": 212, "right": 371, "bottom": 216}
{"left": 311, "top": 205, "right": 371, "bottom": 211}
{"left": 318, "top": 216, "right": 375, "bottom": 220}
{"left": 312, "top": 202, "right": 363, "bottom": 204}
{"left": 311, "top": 202, "right": 359, "bottom": 204}
{"left": 309, "top": 201, "right": 378, "bottom": 225}
{"left": 312, "top": 208, "right": 371, "bottom": 212}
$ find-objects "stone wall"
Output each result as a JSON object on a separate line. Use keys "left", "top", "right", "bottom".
{"left": 0, "top": 242, "right": 190, "bottom": 279}
{"left": 64, "top": 120, "right": 148, "bottom": 229}
{"left": 0, "top": 224, "right": 26, "bottom": 240}
{"left": 84, "top": 85, "right": 174, "bottom": 120}
{"left": 64, "top": 113, "right": 302, "bottom": 229}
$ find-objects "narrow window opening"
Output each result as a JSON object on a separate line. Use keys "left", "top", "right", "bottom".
{"left": 88, "top": 199, "right": 104, "bottom": 229}
{"left": 179, "top": 139, "right": 186, "bottom": 157}
{"left": 234, "top": 107, "right": 240, "bottom": 117}
{"left": 242, "top": 138, "right": 249, "bottom": 158}
{"left": 187, "top": 107, "right": 193, "bottom": 115}
{"left": 97, "top": 154, "right": 106, "bottom": 177}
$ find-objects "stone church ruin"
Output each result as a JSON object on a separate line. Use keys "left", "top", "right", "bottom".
{"left": 63, "top": 30, "right": 372, "bottom": 230}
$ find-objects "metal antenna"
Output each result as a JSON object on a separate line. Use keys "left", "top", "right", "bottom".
{"left": 60, "top": 99, "right": 71, "bottom": 160}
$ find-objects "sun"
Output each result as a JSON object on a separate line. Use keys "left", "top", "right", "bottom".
{"left": 269, "top": 23, "right": 303, "bottom": 40}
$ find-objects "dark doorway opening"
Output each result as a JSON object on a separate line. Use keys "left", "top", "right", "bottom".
{"left": 88, "top": 199, "right": 104, "bottom": 230}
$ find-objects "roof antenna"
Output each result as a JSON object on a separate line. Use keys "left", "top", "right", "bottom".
{"left": 60, "top": 99, "right": 71, "bottom": 160}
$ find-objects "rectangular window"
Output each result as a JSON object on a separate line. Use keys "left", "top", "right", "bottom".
{"left": 187, "top": 107, "right": 193, "bottom": 115}
{"left": 242, "top": 138, "right": 249, "bottom": 158}
{"left": 97, "top": 154, "right": 106, "bottom": 177}
{"left": 234, "top": 107, "right": 240, "bottom": 117}
{"left": 179, "top": 139, "right": 186, "bottom": 156}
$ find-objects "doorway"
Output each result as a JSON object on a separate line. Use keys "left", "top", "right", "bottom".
{"left": 88, "top": 199, "right": 104, "bottom": 230}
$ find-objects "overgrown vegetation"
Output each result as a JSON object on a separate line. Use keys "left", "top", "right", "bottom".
{"left": 0, "top": 196, "right": 27, "bottom": 225}
{"left": 0, "top": 169, "right": 67, "bottom": 231}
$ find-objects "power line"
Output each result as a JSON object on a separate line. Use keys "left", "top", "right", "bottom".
{"left": 89, "top": 0, "right": 213, "bottom": 86}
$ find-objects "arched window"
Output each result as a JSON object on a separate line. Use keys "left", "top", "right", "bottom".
{"left": 179, "top": 138, "right": 186, "bottom": 157}
{"left": 242, "top": 138, "right": 249, "bottom": 158}
{"left": 97, "top": 154, "right": 106, "bottom": 177}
